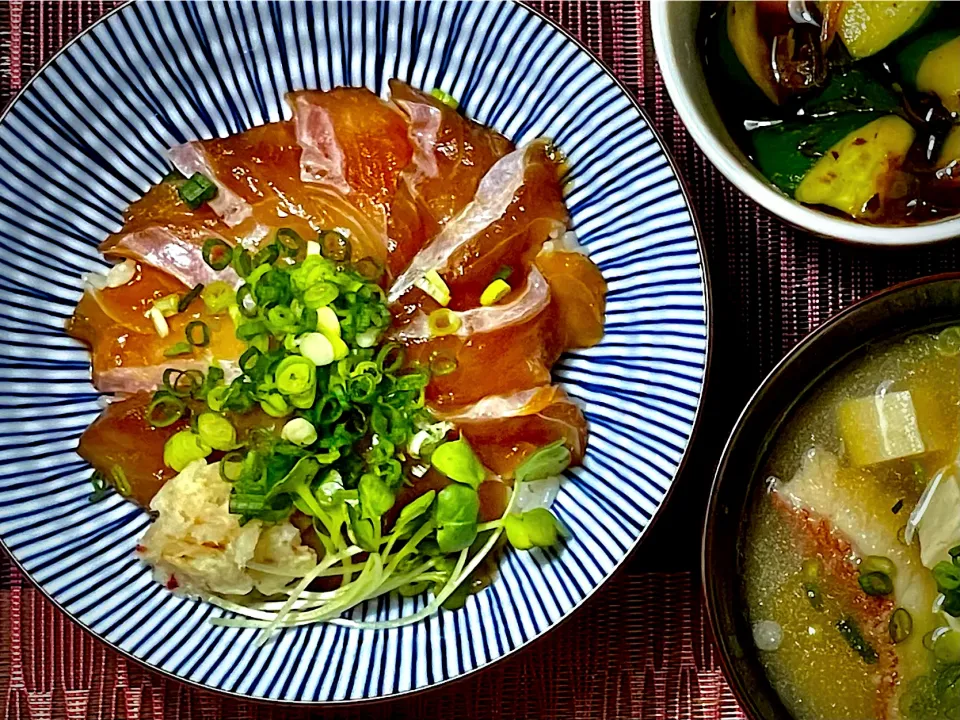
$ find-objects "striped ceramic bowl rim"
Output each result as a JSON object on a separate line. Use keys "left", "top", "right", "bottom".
{"left": 0, "top": 0, "right": 710, "bottom": 703}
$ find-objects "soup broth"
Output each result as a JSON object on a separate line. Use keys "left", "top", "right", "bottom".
{"left": 745, "top": 328, "right": 960, "bottom": 719}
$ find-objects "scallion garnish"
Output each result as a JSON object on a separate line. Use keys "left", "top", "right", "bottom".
{"left": 232, "top": 248, "right": 253, "bottom": 279}
{"left": 202, "top": 238, "right": 233, "bottom": 271}
{"left": 164, "top": 341, "right": 193, "bottom": 357}
{"left": 147, "top": 395, "right": 186, "bottom": 428}
{"left": 178, "top": 283, "right": 205, "bottom": 313}
{"left": 430, "top": 87, "right": 460, "bottom": 110}
{"left": 186, "top": 320, "right": 211, "bottom": 347}
{"left": 178, "top": 172, "right": 218, "bottom": 209}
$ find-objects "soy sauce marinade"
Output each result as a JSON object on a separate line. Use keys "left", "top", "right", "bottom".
{"left": 698, "top": 1, "right": 960, "bottom": 226}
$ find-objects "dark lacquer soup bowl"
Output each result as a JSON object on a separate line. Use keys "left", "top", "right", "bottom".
{"left": 705, "top": 274, "right": 960, "bottom": 720}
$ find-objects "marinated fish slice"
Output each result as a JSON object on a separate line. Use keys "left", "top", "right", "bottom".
{"left": 67, "top": 264, "right": 244, "bottom": 393}
{"left": 388, "top": 140, "right": 567, "bottom": 310}
{"left": 392, "top": 265, "right": 551, "bottom": 341}
{"left": 384, "top": 80, "right": 514, "bottom": 278}
{"left": 78, "top": 392, "right": 188, "bottom": 507}
{"left": 389, "top": 80, "right": 513, "bottom": 226}
{"left": 402, "top": 301, "right": 564, "bottom": 410}
{"left": 535, "top": 249, "right": 606, "bottom": 350}
{"left": 439, "top": 385, "right": 587, "bottom": 477}
{"left": 288, "top": 87, "right": 414, "bottom": 273}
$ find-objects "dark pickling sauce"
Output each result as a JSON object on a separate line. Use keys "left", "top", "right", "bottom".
{"left": 698, "top": 1, "right": 960, "bottom": 226}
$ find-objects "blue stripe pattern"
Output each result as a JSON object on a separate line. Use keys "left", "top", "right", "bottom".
{"left": 0, "top": 0, "right": 708, "bottom": 702}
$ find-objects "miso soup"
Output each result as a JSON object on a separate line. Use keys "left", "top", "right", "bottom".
{"left": 745, "top": 327, "right": 960, "bottom": 719}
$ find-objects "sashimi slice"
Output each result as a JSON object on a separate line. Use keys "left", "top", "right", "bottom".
{"left": 536, "top": 249, "right": 606, "bottom": 349}
{"left": 67, "top": 264, "right": 244, "bottom": 393}
{"left": 388, "top": 139, "right": 567, "bottom": 309}
{"left": 289, "top": 88, "right": 413, "bottom": 275}
{"left": 169, "top": 142, "right": 254, "bottom": 228}
{"left": 402, "top": 301, "right": 564, "bottom": 410}
{"left": 439, "top": 385, "right": 587, "bottom": 477}
{"left": 389, "top": 80, "right": 512, "bottom": 227}
{"left": 391, "top": 265, "right": 551, "bottom": 341}
{"left": 77, "top": 392, "right": 187, "bottom": 507}
{"left": 774, "top": 447, "right": 939, "bottom": 708}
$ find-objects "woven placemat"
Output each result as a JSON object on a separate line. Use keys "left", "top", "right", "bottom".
{"left": 6, "top": 0, "right": 960, "bottom": 718}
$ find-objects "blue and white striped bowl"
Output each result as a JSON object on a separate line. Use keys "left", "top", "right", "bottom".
{"left": 0, "top": 0, "right": 709, "bottom": 703}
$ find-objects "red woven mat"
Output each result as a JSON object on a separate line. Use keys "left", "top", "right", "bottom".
{"left": 7, "top": 1, "right": 960, "bottom": 718}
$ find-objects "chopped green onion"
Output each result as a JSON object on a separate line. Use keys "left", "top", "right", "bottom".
{"left": 89, "top": 471, "right": 111, "bottom": 502}
{"left": 163, "top": 341, "right": 193, "bottom": 358}
{"left": 253, "top": 242, "right": 280, "bottom": 267}
{"left": 275, "top": 356, "right": 316, "bottom": 396}
{"left": 237, "top": 284, "right": 258, "bottom": 318}
{"left": 232, "top": 249, "right": 253, "bottom": 279}
{"left": 197, "top": 412, "right": 237, "bottom": 451}
{"left": 201, "top": 281, "right": 235, "bottom": 314}
{"left": 414, "top": 269, "right": 451, "bottom": 306}
{"left": 236, "top": 320, "right": 267, "bottom": 341}
{"left": 836, "top": 617, "right": 878, "bottom": 664}
{"left": 480, "top": 279, "right": 511, "bottom": 306}
{"left": 803, "top": 582, "right": 824, "bottom": 611}
{"left": 178, "top": 172, "right": 218, "bottom": 209}
{"left": 202, "top": 238, "right": 233, "bottom": 271}
{"left": 316, "top": 306, "right": 341, "bottom": 337}
{"left": 430, "top": 352, "right": 458, "bottom": 376}
{"left": 146, "top": 395, "right": 186, "bottom": 428}
{"left": 239, "top": 346, "right": 262, "bottom": 376}
{"left": 300, "top": 332, "right": 335, "bottom": 367}
{"left": 178, "top": 283, "right": 204, "bottom": 313}
{"left": 861, "top": 555, "right": 896, "bottom": 578}
{"left": 111, "top": 466, "right": 132, "bottom": 497}
{"left": 162, "top": 368, "right": 204, "bottom": 397}
{"left": 303, "top": 282, "right": 339, "bottom": 309}
{"left": 934, "top": 561, "right": 960, "bottom": 591}
{"left": 152, "top": 293, "right": 181, "bottom": 318}
{"left": 186, "top": 320, "right": 211, "bottom": 347}
{"left": 276, "top": 228, "right": 305, "bottom": 257}
{"left": 432, "top": 437, "right": 486, "bottom": 489}
{"left": 147, "top": 306, "right": 169, "bottom": 337}
{"left": 163, "top": 430, "right": 212, "bottom": 472}
{"left": 889, "top": 608, "right": 913, "bottom": 644}
{"left": 260, "top": 393, "right": 292, "bottom": 418}
{"left": 430, "top": 87, "right": 460, "bottom": 110}
{"left": 858, "top": 571, "right": 893, "bottom": 596}
{"left": 281, "top": 417, "right": 318, "bottom": 446}
{"left": 319, "top": 230, "right": 351, "bottom": 262}
{"left": 428, "top": 309, "right": 462, "bottom": 337}
{"left": 207, "top": 385, "right": 230, "bottom": 412}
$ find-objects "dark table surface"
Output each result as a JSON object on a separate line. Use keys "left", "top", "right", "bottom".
{"left": 3, "top": 1, "right": 960, "bottom": 718}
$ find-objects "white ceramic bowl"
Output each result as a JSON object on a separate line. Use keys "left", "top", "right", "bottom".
{"left": 650, "top": 0, "right": 960, "bottom": 246}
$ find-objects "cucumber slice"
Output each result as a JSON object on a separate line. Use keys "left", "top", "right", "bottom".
{"left": 795, "top": 116, "right": 915, "bottom": 218}
{"left": 752, "top": 112, "right": 884, "bottom": 195}
{"left": 839, "top": 1, "right": 934, "bottom": 58}
{"left": 802, "top": 68, "right": 900, "bottom": 118}
{"left": 940, "top": 125, "right": 960, "bottom": 169}
{"left": 916, "top": 35, "right": 960, "bottom": 114}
